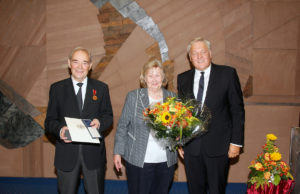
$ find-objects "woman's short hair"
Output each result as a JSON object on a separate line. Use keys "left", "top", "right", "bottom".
{"left": 68, "top": 46, "right": 92, "bottom": 63}
{"left": 186, "top": 37, "right": 211, "bottom": 56}
{"left": 139, "top": 59, "right": 168, "bottom": 88}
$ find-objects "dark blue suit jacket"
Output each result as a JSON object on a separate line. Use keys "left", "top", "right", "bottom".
{"left": 177, "top": 63, "right": 245, "bottom": 157}
{"left": 45, "top": 77, "right": 113, "bottom": 171}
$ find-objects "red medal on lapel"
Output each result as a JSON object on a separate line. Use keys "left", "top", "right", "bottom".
{"left": 93, "top": 89, "right": 98, "bottom": 101}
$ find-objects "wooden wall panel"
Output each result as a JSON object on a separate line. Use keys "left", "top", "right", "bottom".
{"left": 253, "top": 2, "right": 300, "bottom": 41}
{"left": 23, "top": 139, "right": 44, "bottom": 177}
{"left": 253, "top": 50, "right": 297, "bottom": 96}
{"left": 26, "top": 67, "right": 48, "bottom": 107}
{"left": 42, "top": 141, "right": 56, "bottom": 177}
{"left": 297, "top": 20, "right": 300, "bottom": 97}
{"left": 0, "top": 0, "right": 46, "bottom": 98}
{"left": 252, "top": 2, "right": 300, "bottom": 97}
{"left": 0, "top": 0, "right": 46, "bottom": 46}
{"left": 2, "top": 47, "right": 46, "bottom": 97}
{"left": 0, "top": 147, "right": 23, "bottom": 177}
{"left": 253, "top": 18, "right": 299, "bottom": 50}
{"left": 46, "top": 0, "right": 105, "bottom": 86}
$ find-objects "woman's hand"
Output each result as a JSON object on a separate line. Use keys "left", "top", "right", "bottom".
{"left": 178, "top": 147, "right": 184, "bottom": 159}
{"left": 113, "top": 154, "right": 123, "bottom": 172}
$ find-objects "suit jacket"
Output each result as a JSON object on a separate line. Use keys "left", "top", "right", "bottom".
{"left": 177, "top": 63, "right": 245, "bottom": 157}
{"left": 45, "top": 78, "right": 113, "bottom": 171}
{"left": 114, "top": 88, "right": 177, "bottom": 168}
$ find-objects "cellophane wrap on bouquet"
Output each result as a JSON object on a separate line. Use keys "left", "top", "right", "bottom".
{"left": 247, "top": 134, "right": 295, "bottom": 193}
{"left": 143, "top": 97, "right": 211, "bottom": 151}
{"left": 247, "top": 180, "right": 295, "bottom": 194}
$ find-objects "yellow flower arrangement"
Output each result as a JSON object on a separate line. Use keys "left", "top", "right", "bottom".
{"left": 248, "top": 133, "right": 294, "bottom": 190}
{"left": 270, "top": 152, "right": 282, "bottom": 161}
{"left": 143, "top": 97, "right": 211, "bottom": 151}
{"left": 266, "top": 133, "right": 277, "bottom": 141}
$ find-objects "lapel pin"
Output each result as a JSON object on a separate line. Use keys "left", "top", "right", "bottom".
{"left": 93, "top": 89, "right": 98, "bottom": 101}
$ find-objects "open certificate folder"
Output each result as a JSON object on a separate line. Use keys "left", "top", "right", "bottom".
{"left": 64, "top": 117, "right": 101, "bottom": 144}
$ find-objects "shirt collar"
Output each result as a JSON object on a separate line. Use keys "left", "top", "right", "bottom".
{"left": 71, "top": 76, "right": 88, "bottom": 87}
{"left": 195, "top": 64, "right": 211, "bottom": 75}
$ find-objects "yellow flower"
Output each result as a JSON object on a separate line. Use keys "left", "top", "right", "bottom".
{"left": 266, "top": 134, "right": 277, "bottom": 141}
{"left": 162, "top": 102, "right": 169, "bottom": 106}
{"left": 154, "top": 115, "right": 162, "bottom": 123}
{"left": 255, "top": 162, "right": 263, "bottom": 170}
{"left": 270, "top": 152, "right": 282, "bottom": 161}
{"left": 264, "top": 172, "right": 271, "bottom": 180}
{"left": 169, "top": 107, "right": 177, "bottom": 112}
{"left": 161, "top": 112, "right": 171, "bottom": 124}
{"left": 264, "top": 153, "right": 270, "bottom": 161}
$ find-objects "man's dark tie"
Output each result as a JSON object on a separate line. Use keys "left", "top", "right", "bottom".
{"left": 197, "top": 72, "right": 205, "bottom": 103}
{"left": 76, "top": 83, "right": 83, "bottom": 113}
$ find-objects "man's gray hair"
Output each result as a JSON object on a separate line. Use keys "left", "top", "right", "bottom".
{"left": 68, "top": 46, "right": 92, "bottom": 63}
{"left": 187, "top": 37, "right": 211, "bottom": 55}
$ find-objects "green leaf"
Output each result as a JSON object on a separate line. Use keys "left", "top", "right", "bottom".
{"left": 273, "top": 174, "right": 281, "bottom": 185}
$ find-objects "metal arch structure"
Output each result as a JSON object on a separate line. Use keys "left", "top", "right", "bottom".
{"left": 90, "top": 0, "right": 169, "bottom": 62}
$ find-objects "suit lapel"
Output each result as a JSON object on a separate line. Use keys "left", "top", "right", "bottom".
{"left": 82, "top": 79, "right": 93, "bottom": 114}
{"left": 204, "top": 64, "right": 216, "bottom": 106}
{"left": 188, "top": 69, "right": 196, "bottom": 99}
{"left": 65, "top": 78, "right": 81, "bottom": 116}
{"left": 139, "top": 88, "right": 149, "bottom": 109}
{"left": 66, "top": 78, "right": 78, "bottom": 107}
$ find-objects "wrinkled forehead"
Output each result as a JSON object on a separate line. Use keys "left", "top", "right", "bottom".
{"left": 71, "top": 50, "right": 90, "bottom": 62}
{"left": 146, "top": 66, "right": 163, "bottom": 74}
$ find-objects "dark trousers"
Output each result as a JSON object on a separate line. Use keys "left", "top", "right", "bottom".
{"left": 184, "top": 148, "right": 229, "bottom": 194}
{"left": 56, "top": 146, "right": 105, "bottom": 194}
{"left": 125, "top": 161, "right": 175, "bottom": 194}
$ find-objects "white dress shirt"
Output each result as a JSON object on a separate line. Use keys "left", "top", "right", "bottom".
{"left": 71, "top": 76, "right": 88, "bottom": 108}
{"left": 193, "top": 65, "right": 211, "bottom": 104}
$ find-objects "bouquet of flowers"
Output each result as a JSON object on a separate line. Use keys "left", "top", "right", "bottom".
{"left": 247, "top": 133, "right": 294, "bottom": 193}
{"left": 143, "top": 97, "right": 211, "bottom": 151}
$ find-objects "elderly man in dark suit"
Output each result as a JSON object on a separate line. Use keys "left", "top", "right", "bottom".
{"left": 177, "top": 37, "right": 245, "bottom": 194}
{"left": 45, "top": 47, "right": 113, "bottom": 194}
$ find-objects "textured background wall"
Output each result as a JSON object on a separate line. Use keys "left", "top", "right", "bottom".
{"left": 0, "top": 0, "right": 299, "bottom": 183}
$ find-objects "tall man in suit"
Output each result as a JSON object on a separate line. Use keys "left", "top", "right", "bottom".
{"left": 45, "top": 47, "right": 113, "bottom": 194}
{"left": 177, "top": 37, "right": 245, "bottom": 194}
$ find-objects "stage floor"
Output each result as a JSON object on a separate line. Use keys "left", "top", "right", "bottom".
{"left": 0, "top": 177, "right": 247, "bottom": 194}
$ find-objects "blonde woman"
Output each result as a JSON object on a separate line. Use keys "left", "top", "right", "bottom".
{"left": 113, "top": 59, "right": 177, "bottom": 194}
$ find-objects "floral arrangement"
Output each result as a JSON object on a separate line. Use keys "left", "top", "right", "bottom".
{"left": 248, "top": 133, "right": 294, "bottom": 190}
{"left": 143, "top": 97, "right": 210, "bottom": 151}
